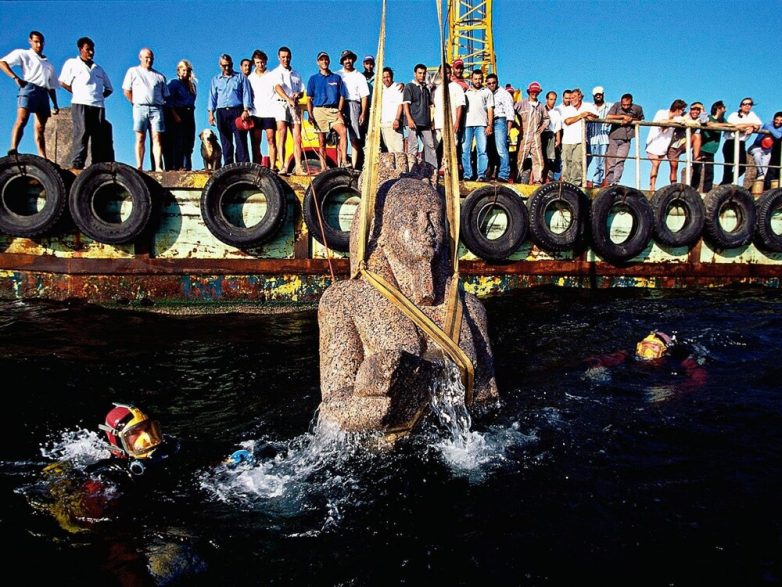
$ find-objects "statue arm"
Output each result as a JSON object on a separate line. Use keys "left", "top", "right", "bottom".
{"left": 463, "top": 293, "right": 498, "bottom": 403}
{"left": 318, "top": 287, "right": 364, "bottom": 398}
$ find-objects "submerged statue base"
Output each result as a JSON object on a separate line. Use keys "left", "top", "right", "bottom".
{"left": 318, "top": 153, "right": 497, "bottom": 436}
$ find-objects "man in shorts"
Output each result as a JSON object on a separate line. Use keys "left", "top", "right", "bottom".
{"left": 271, "top": 46, "right": 305, "bottom": 175}
{"left": 122, "top": 47, "right": 168, "bottom": 170}
{"left": 306, "top": 52, "right": 348, "bottom": 169}
{"left": 247, "top": 50, "right": 278, "bottom": 167}
{"left": 337, "top": 50, "right": 369, "bottom": 169}
{"left": 0, "top": 30, "right": 59, "bottom": 158}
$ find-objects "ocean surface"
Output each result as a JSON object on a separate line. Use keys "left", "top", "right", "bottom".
{"left": 1, "top": 287, "right": 780, "bottom": 586}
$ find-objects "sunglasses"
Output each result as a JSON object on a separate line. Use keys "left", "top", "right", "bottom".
{"left": 741, "top": 102, "right": 753, "bottom": 106}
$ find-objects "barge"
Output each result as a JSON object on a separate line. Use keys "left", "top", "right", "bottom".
{"left": 0, "top": 148, "right": 780, "bottom": 312}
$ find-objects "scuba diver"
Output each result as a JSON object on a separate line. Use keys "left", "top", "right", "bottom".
{"left": 25, "top": 403, "right": 206, "bottom": 585}
{"left": 584, "top": 330, "right": 708, "bottom": 394}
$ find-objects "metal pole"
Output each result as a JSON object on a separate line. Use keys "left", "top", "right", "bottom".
{"left": 733, "top": 133, "right": 740, "bottom": 186}
{"left": 685, "top": 127, "right": 692, "bottom": 186}
{"left": 634, "top": 123, "right": 640, "bottom": 190}
{"left": 581, "top": 119, "right": 587, "bottom": 188}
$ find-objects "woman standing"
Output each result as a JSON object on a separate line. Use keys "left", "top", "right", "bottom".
{"left": 164, "top": 59, "right": 197, "bottom": 170}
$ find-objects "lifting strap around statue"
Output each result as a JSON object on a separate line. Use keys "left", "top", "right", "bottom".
{"left": 352, "top": 0, "right": 475, "bottom": 412}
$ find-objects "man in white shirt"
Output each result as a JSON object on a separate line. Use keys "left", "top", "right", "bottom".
{"left": 337, "top": 50, "right": 370, "bottom": 169}
{"left": 248, "top": 49, "right": 279, "bottom": 167}
{"left": 461, "top": 69, "right": 494, "bottom": 181}
{"left": 431, "top": 63, "right": 465, "bottom": 169}
{"left": 485, "top": 73, "right": 514, "bottom": 182}
{"left": 0, "top": 30, "right": 59, "bottom": 158}
{"left": 721, "top": 97, "right": 762, "bottom": 186}
{"left": 271, "top": 46, "right": 304, "bottom": 174}
{"left": 561, "top": 88, "right": 597, "bottom": 186}
{"left": 122, "top": 47, "right": 169, "bottom": 171}
{"left": 379, "top": 67, "right": 405, "bottom": 154}
{"left": 59, "top": 37, "right": 113, "bottom": 168}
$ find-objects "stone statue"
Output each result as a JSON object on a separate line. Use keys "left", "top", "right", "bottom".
{"left": 317, "top": 153, "right": 498, "bottom": 436}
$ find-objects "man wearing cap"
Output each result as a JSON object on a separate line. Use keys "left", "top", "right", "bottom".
{"left": 122, "top": 47, "right": 168, "bottom": 171}
{"left": 306, "top": 52, "right": 348, "bottom": 169}
{"left": 337, "top": 50, "right": 370, "bottom": 169}
{"left": 450, "top": 59, "right": 469, "bottom": 91}
{"left": 586, "top": 86, "right": 613, "bottom": 188}
{"left": 403, "top": 63, "right": 437, "bottom": 168}
{"left": 561, "top": 88, "right": 598, "bottom": 186}
{"left": 513, "top": 81, "right": 549, "bottom": 184}
{"left": 207, "top": 53, "right": 252, "bottom": 166}
{"left": 0, "top": 30, "right": 59, "bottom": 159}
{"left": 604, "top": 93, "right": 645, "bottom": 186}
{"left": 485, "top": 73, "right": 513, "bottom": 182}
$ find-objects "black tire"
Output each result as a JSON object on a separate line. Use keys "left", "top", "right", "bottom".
{"left": 200, "top": 162, "right": 287, "bottom": 248}
{"left": 0, "top": 154, "right": 67, "bottom": 237}
{"left": 651, "top": 183, "right": 705, "bottom": 247}
{"left": 303, "top": 167, "right": 361, "bottom": 252}
{"left": 590, "top": 185, "right": 653, "bottom": 263}
{"left": 526, "top": 181, "right": 588, "bottom": 252}
{"left": 703, "top": 185, "right": 756, "bottom": 249}
{"left": 460, "top": 186, "right": 528, "bottom": 262}
{"left": 68, "top": 162, "right": 151, "bottom": 244}
{"left": 754, "top": 188, "right": 782, "bottom": 252}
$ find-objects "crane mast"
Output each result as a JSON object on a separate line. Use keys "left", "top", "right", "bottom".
{"left": 447, "top": 0, "right": 496, "bottom": 75}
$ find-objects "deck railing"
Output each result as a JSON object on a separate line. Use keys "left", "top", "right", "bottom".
{"left": 581, "top": 118, "right": 781, "bottom": 191}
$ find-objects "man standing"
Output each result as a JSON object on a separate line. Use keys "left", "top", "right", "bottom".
{"left": 402, "top": 63, "right": 437, "bottom": 168}
{"left": 122, "top": 47, "right": 168, "bottom": 171}
{"left": 271, "top": 46, "right": 304, "bottom": 175}
{"left": 604, "top": 93, "right": 644, "bottom": 186}
{"left": 450, "top": 59, "right": 469, "bottom": 91}
{"left": 247, "top": 50, "right": 279, "bottom": 167}
{"left": 461, "top": 69, "right": 494, "bottom": 181}
{"left": 359, "top": 55, "right": 375, "bottom": 148}
{"left": 541, "top": 90, "right": 562, "bottom": 183}
{"left": 431, "top": 63, "right": 465, "bottom": 169}
{"left": 691, "top": 101, "right": 725, "bottom": 192}
{"left": 485, "top": 73, "right": 513, "bottom": 182}
{"left": 556, "top": 89, "right": 572, "bottom": 114}
{"left": 514, "top": 81, "right": 549, "bottom": 184}
{"left": 239, "top": 59, "right": 252, "bottom": 77}
{"left": 58, "top": 37, "right": 113, "bottom": 168}
{"left": 207, "top": 54, "right": 252, "bottom": 166}
{"left": 337, "top": 50, "right": 369, "bottom": 169}
{"left": 379, "top": 67, "right": 405, "bottom": 154}
{"left": 721, "top": 97, "right": 761, "bottom": 186}
{"left": 561, "top": 88, "right": 597, "bottom": 186}
{"left": 306, "top": 52, "right": 348, "bottom": 169}
{"left": 0, "top": 30, "right": 59, "bottom": 158}
{"left": 586, "top": 86, "right": 613, "bottom": 187}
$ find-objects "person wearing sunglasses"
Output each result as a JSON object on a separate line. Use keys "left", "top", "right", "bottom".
{"left": 720, "top": 97, "right": 761, "bottom": 185}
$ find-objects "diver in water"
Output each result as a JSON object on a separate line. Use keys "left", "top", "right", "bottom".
{"left": 584, "top": 330, "right": 708, "bottom": 392}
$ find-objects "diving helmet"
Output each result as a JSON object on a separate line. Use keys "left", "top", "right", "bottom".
{"left": 99, "top": 403, "right": 163, "bottom": 459}
{"left": 635, "top": 331, "right": 673, "bottom": 361}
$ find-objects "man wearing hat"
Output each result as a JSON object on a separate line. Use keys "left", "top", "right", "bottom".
{"left": 306, "top": 52, "right": 349, "bottom": 169}
{"left": 450, "top": 59, "right": 469, "bottom": 91}
{"left": 586, "top": 86, "right": 612, "bottom": 187}
{"left": 513, "top": 81, "right": 549, "bottom": 184}
{"left": 207, "top": 53, "right": 252, "bottom": 166}
{"left": 337, "top": 49, "right": 370, "bottom": 169}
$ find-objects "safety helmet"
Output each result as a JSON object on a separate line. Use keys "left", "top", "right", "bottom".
{"left": 635, "top": 331, "right": 673, "bottom": 361}
{"left": 98, "top": 403, "right": 163, "bottom": 459}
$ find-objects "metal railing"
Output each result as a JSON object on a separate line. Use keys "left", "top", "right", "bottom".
{"left": 579, "top": 118, "right": 781, "bottom": 191}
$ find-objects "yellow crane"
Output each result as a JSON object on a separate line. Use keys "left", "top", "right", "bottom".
{"left": 447, "top": 0, "right": 496, "bottom": 75}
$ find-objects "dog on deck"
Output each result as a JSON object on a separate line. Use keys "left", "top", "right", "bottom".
{"left": 199, "top": 129, "right": 222, "bottom": 171}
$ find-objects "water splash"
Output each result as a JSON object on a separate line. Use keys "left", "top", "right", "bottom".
{"left": 40, "top": 428, "right": 112, "bottom": 468}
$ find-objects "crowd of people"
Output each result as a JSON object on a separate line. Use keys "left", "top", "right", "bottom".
{"left": 3, "top": 30, "right": 781, "bottom": 191}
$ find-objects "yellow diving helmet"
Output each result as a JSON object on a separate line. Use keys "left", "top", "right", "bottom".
{"left": 635, "top": 331, "right": 673, "bottom": 361}
{"left": 99, "top": 403, "right": 163, "bottom": 459}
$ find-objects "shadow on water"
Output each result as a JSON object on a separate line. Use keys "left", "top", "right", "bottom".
{"left": 1, "top": 288, "right": 781, "bottom": 585}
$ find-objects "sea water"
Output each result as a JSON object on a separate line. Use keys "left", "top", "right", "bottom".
{"left": 1, "top": 288, "right": 780, "bottom": 585}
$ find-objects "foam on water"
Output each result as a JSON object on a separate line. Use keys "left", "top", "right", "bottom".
{"left": 39, "top": 428, "right": 112, "bottom": 468}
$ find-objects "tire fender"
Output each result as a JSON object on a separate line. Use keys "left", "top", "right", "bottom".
{"left": 303, "top": 167, "right": 361, "bottom": 252}
{"left": 460, "top": 185, "right": 528, "bottom": 262}
{"left": 703, "top": 185, "right": 756, "bottom": 249}
{"left": 526, "top": 181, "right": 588, "bottom": 252}
{"left": 68, "top": 162, "right": 151, "bottom": 244}
{"left": 0, "top": 153, "right": 67, "bottom": 237}
{"left": 754, "top": 188, "right": 782, "bottom": 252}
{"left": 651, "top": 183, "right": 705, "bottom": 248}
{"left": 590, "top": 185, "right": 653, "bottom": 263}
{"left": 200, "top": 162, "right": 288, "bottom": 248}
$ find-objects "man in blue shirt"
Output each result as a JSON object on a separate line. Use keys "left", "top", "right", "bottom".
{"left": 207, "top": 54, "right": 252, "bottom": 165}
{"left": 306, "top": 52, "right": 348, "bottom": 169}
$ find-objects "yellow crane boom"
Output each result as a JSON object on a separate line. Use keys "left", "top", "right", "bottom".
{"left": 447, "top": 0, "right": 496, "bottom": 75}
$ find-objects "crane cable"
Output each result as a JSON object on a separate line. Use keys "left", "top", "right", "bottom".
{"left": 351, "top": 0, "right": 475, "bottom": 415}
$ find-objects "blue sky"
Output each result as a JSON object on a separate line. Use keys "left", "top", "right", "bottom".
{"left": 1, "top": 0, "right": 780, "bottom": 187}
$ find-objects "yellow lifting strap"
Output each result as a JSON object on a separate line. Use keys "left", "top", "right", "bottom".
{"left": 352, "top": 0, "right": 475, "bottom": 406}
